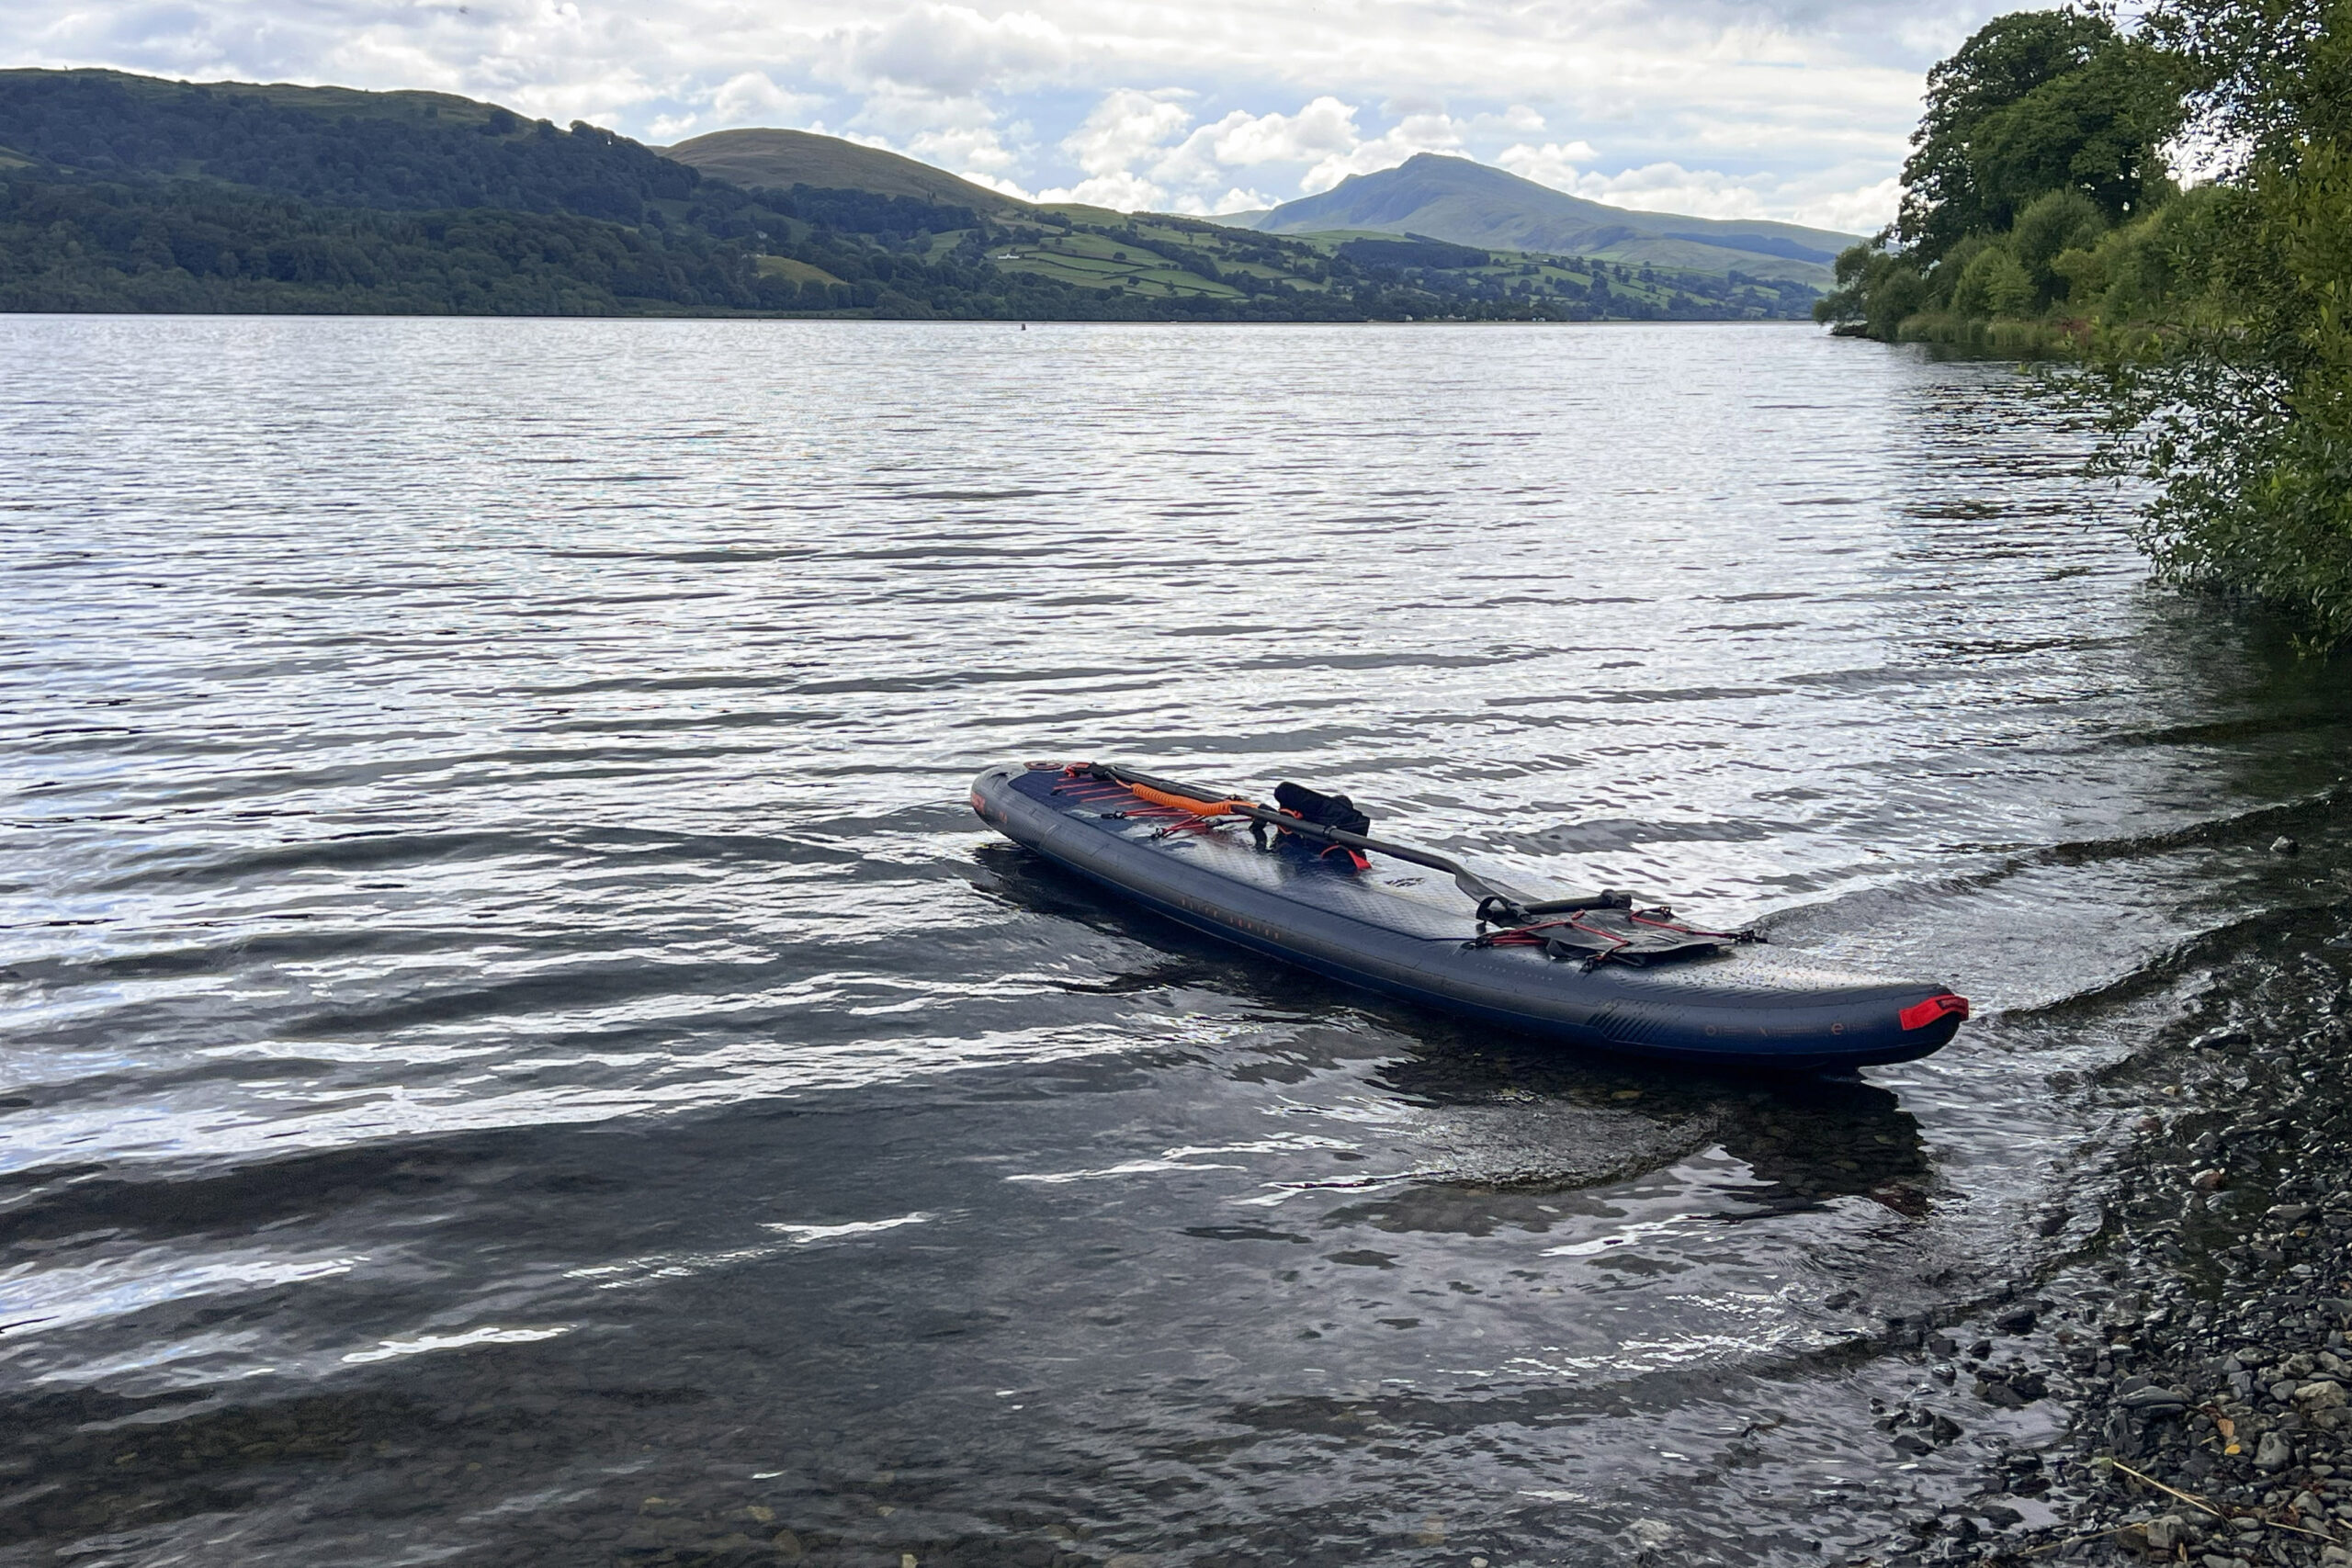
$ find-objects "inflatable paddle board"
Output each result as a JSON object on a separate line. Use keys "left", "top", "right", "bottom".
{"left": 972, "top": 761, "right": 1968, "bottom": 1072}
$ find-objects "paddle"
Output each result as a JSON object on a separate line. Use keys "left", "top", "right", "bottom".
{"left": 1083, "top": 763, "right": 1633, "bottom": 925}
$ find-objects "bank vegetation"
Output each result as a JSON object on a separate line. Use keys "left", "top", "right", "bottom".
{"left": 1820, "top": 1, "right": 2352, "bottom": 651}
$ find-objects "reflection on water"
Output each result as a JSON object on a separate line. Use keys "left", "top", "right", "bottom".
{"left": 3, "top": 317, "right": 2348, "bottom": 1566}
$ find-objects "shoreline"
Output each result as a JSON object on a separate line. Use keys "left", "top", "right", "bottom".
{"left": 1862, "top": 928, "right": 2352, "bottom": 1568}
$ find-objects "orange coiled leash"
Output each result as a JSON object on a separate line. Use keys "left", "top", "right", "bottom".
{"left": 1124, "top": 780, "right": 1259, "bottom": 818}
{"left": 1092, "top": 772, "right": 1367, "bottom": 867}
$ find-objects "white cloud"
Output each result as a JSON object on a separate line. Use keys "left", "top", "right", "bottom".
{"left": 1497, "top": 141, "right": 1890, "bottom": 232}
{"left": 1566, "top": 161, "right": 1777, "bottom": 220}
{"left": 0, "top": 0, "right": 2020, "bottom": 229}
{"left": 909, "top": 125, "right": 1021, "bottom": 175}
{"left": 1792, "top": 175, "right": 1900, "bottom": 233}
{"left": 1495, "top": 140, "right": 1602, "bottom": 192}
{"left": 838, "top": 6, "right": 1072, "bottom": 95}
{"left": 1160, "top": 184, "right": 1278, "bottom": 216}
{"left": 1064, "top": 87, "right": 1194, "bottom": 177}
{"left": 850, "top": 84, "right": 1002, "bottom": 140}
{"left": 1036, "top": 86, "right": 1193, "bottom": 207}
{"left": 1203, "top": 96, "right": 1360, "bottom": 167}
{"left": 959, "top": 168, "right": 1046, "bottom": 200}
{"left": 711, "top": 70, "right": 820, "bottom": 127}
{"left": 1035, "top": 90, "right": 1468, "bottom": 212}
{"left": 1126, "top": 96, "right": 1355, "bottom": 195}
{"left": 1299, "top": 110, "right": 1464, "bottom": 192}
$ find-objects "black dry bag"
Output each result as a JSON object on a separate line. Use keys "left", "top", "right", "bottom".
{"left": 1273, "top": 782, "right": 1373, "bottom": 838}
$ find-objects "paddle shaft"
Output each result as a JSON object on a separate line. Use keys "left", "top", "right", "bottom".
{"left": 1086, "top": 763, "right": 1630, "bottom": 922}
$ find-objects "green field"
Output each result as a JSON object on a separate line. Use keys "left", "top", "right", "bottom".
{"left": 753, "top": 255, "right": 844, "bottom": 287}
{"left": 955, "top": 209, "right": 1810, "bottom": 320}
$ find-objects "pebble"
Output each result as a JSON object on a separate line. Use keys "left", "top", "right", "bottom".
{"left": 2120, "top": 1385, "right": 2188, "bottom": 1413}
{"left": 2299, "top": 1380, "right": 2349, "bottom": 1410}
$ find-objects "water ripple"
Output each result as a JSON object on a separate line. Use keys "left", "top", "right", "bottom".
{"left": 3, "top": 317, "right": 2346, "bottom": 1566}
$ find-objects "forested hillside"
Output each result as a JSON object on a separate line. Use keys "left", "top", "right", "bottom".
{"left": 0, "top": 69, "right": 1821, "bottom": 321}
{"left": 0, "top": 69, "right": 695, "bottom": 220}
{"left": 0, "top": 177, "right": 773, "bottom": 314}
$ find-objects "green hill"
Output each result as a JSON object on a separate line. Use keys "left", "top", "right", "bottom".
{"left": 1249, "top": 153, "right": 1860, "bottom": 288}
{"left": 661, "top": 128, "right": 1024, "bottom": 216}
{"left": 0, "top": 68, "right": 697, "bottom": 221}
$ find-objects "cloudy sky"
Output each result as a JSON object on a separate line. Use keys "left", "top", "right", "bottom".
{"left": 7, "top": 0, "right": 2016, "bottom": 232}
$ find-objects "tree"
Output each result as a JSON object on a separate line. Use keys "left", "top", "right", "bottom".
{"left": 2010, "top": 186, "right": 2105, "bottom": 303}
{"left": 1951, "top": 243, "right": 2036, "bottom": 315}
{"left": 1813, "top": 242, "right": 1928, "bottom": 333}
{"left": 2142, "top": 0, "right": 2347, "bottom": 160}
{"left": 1895, "top": 9, "right": 2178, "bottom": 259}
{"left": 2088, "top": 0, "right": 2352, "bottom": 649}
{"left": 1900, "top": 9, "right": 2119, "bottom": 257}
{"left": 1967, "top": 38, "right": 2183, "bottom": 228}
{"left": 1829, "top": 9, "right": 2186, "bottom": 340}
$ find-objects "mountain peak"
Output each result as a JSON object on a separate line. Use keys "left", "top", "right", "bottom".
{"left": 1250, "top": 154, "right": 1857, "bottom": 285}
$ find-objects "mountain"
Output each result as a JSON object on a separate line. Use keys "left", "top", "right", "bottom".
{"left": 661, "top": 128, "right": 1025, "bottom": 215}
{"left": 1246, "top": 154, "right": 1860, "bottom": 287}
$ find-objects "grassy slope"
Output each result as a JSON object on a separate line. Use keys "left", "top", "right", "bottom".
{"left": 661, "top": 128, "right": 1025, "bottom": 215}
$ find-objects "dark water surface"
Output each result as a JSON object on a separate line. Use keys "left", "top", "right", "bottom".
{"left": 4, "top": 318, "right": 2347, "bottom": 1567}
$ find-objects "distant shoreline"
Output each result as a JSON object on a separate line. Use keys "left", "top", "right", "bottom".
{"left": 0, "top": 310, "right": 1826, "bottom": 326}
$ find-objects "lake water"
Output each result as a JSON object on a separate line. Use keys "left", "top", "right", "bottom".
{"left": 4, "top": 317, "right": 2347, "bottom": 1567}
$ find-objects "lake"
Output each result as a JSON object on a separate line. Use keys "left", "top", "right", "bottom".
{"left": 4, "top": 317, "right": 2346, "bottom": 1566}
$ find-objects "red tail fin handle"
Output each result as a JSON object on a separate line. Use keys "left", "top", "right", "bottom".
{"left": 1898, "top": 993, "right": 1971, "bottom": 1031}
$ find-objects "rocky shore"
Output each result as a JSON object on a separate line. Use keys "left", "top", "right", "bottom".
{"left": 1871, "top": 937, "right": 2352, "bottom": 1568}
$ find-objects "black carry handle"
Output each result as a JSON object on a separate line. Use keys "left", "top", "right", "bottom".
{"left": 1086, "top": 763, "right": 1632, "bottom": 926}
{"left": 1513, "top": 892, "right": 1639, "bottom": 917}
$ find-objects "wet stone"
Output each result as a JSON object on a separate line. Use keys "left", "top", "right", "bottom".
{"left": 2299, "top": 1382, "right": 2349, "bottom": 1412}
